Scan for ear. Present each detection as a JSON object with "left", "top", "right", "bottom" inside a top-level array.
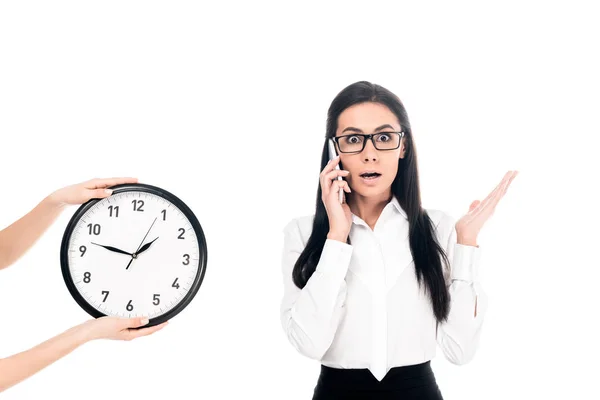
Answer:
[{"left": 399, "top": 142, "right": 406, "bottom": 159}]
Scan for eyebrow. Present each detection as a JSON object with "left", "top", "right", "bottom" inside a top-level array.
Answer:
[{"left": 341, "top": 124, "right": 396, "bottom": 134}]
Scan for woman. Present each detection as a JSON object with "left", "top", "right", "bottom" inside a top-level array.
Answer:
[
  {"left": 280, "top": 81, "right": 518, "bottom": 399},
  {"left": 0, "top": 177, "right": 168, "bottom": 393}
]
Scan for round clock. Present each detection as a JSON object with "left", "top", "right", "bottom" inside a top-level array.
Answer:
[{"left": 60, "top": 183, "right": 207, "bottom": 327}]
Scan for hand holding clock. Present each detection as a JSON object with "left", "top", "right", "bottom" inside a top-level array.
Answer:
[
  {"left": 61, "top": 181, "right": 206, "bottom": 327},
  {"left": 0, "top": 176, "right": 139, "bottom": 270},
  {"left": 82, "top": 316, "right": 168, "bottom": 341},
  {"left": 48, "top": 177, "right": 139, "bottom": 208},
  {"left": 0, "top": 176, "right": 172, "bottom": 394}
]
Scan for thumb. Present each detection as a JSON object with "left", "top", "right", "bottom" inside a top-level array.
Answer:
[
  {"left": 127, "top": 316, "right": 150, "bottom": 329},
  {"left": 92, "top": 188, "right": 113, "bottom": 199},
  {"left": 469, "top": 200, "right": 480, "bottom": 212}
]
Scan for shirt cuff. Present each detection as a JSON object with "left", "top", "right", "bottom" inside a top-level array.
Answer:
[
  {"left": 315, "top": 239, "right": 353, "bottom": 282},
  {"left": 451, "top": 243, "right": 481, "bottom": 282}
]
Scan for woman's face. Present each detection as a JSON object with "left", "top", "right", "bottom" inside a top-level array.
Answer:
[{"left": 335, "top": 102, "right": 406, "bottom": 198}]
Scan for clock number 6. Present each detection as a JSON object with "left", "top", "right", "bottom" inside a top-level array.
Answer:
[{"left": 126, "top": 300, "right": 134, "bottom": 311}]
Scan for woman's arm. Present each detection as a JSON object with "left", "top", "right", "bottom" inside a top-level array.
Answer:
[
  {"left": 436, "top": 171, "right": 517, "bottom": 364},
  {"left": 0, "top": 316, "right": 167, "bottom": 393},
  {"left": 0, "top": 177, "right": 138, "bottom": 270},
  {"left": 279, "top": 217, "right": 353, "bottom": 360},
  {"left": 436, "top": 213, "right": 489, "bottom": 365},
  {"left": 0, "top": 195, "right": 66, "bottom": 269}
]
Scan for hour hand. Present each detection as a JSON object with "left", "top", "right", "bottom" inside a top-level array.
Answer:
[
  {"left": 91, "top": 242, "right": 133, "bottom": 256},
  {"left": 137, "top": 237, "right": 159, "bottom": 256}
]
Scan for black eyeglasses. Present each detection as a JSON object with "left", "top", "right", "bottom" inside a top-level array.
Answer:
[{"left": 332, "top": 131, "right": 405, "bottom": 153}]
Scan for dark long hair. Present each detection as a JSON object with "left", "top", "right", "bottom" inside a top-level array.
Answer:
[{"left": 291, "top": 81, "right": 452, "bottom": 323}]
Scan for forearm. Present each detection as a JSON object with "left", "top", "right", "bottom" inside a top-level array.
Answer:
[
  {"left": 0, "top": 322, "right": 91, "bottom": 393},
  {"left": 0, "top": 194, "right": 65, "bottom": 269},
  {"left": 456, "top": 233, "right": 478, "bottom": 314},
  {"left": 438, "top": 281, "right": 488, "bottom": 364}
]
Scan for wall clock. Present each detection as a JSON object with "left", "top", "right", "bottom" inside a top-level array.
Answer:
[{"left": 60, "top": 183, "right": 207, "bottom": 327}]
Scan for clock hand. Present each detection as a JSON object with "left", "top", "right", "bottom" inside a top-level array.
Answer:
[
  {"left": 126, "top": 217, "right": 158, "bottom": 270},
  {"left": 137, "top": 237, "right": 159, "bottom": 256},
  {"left": 91, "top": 242, "right": 133, "bottom": 256},
  {"left": 135, "top": 217, "right": 157, "bottom": 253}
]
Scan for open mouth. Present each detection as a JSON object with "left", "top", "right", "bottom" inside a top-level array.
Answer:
[{"left": 359, "top": 172, "right": 382, "bottom": 179}]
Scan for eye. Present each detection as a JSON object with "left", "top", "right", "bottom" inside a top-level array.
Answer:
[
  {"left": 376, "top": 133, "right": 392, "bottom": 142},
  {"left": 344, "top": 135, "right": 363, "bottom": 144}
]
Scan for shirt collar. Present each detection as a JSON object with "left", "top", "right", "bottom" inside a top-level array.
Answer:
[
  {"left": 389, "top": 195, "right": 408, "bottom": 219},
  {"left": 350, "top": 194, "right": 408, "bottom": 227}
]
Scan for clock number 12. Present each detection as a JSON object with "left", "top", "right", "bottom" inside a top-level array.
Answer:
[{"left": 132, "top": 200, "right": 145, "bottom": 212}]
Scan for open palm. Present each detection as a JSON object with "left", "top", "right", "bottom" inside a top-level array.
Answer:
[{"left": 456, "top": 170, "right": 519, "bottom": 240}]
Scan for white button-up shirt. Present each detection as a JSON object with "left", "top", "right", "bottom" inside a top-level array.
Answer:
[{"left": 279, "top": 195, "right": 488, "bottom": 381}]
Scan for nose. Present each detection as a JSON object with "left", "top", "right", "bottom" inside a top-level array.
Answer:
[{"left": 362, "top": 138, "right": 378, "bottom": 162}]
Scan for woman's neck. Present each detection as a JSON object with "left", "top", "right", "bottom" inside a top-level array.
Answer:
[{"left": 347, "top": 189, "right": 393, "bottom": 230}]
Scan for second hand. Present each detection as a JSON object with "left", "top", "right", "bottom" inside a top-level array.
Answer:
[{"left": 126, "top": 217, "right": 157, "bottom": 270}]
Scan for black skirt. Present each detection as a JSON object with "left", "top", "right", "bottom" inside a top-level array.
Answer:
[{"left": 312, "top": 361, "right": 444, "bottom": 400}]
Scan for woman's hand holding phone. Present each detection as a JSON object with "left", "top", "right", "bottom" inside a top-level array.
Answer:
[{"left": 320, "top": 156, "right": 352, "bottom": 243}]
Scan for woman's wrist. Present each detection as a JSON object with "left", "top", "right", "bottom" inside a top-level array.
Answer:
[
  {"left": 327, "top": 231, "right": 348, "bottom": 242},
  {"left": 72, "top": 320, "right": 97, "bottom": 344},
  {"left": 44, "top": 192, "right": 67, "bottom": 211}
]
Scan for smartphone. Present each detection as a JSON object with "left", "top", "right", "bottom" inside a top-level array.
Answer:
[{"left": 328, "top": 138, "right": 344, "bottom": 204}]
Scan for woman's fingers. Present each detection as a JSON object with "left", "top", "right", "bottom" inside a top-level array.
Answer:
[
  {"left": 127, "top": 322, "right": 169, "bottom": 340},
  {"left": 334, "top": 180, "right": 351, "bottom": 194},
  {"left": 87, "top": 177, "right": 138, "bottom": 189},
  {"left": 125, "top": 317, "right": 150, "bottom": 329},
  {"left": 90, "top": 188, "right": 114, "bottom": 199},
  {"left": 320, "top": 164, "right": 348, "bottom": 194},
  {"left": 469, "top": 170, "right": 518, "bottom": 221},
  {"left": 320, "top": 156, "right": 341, "bottom": 179},
  {"left": 323, "top": 170, "right": 349, "bottom": 185}
]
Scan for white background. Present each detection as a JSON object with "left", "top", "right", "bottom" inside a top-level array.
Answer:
[{"left": 0, "top": 1, "right": 598, "bottom": 399}]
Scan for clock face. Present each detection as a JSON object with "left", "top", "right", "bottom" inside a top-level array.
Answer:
[{"left": 60, "top": 184, "right": 207, "bottom": 326}]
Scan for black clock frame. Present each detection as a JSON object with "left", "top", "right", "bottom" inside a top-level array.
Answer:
[{"left": 60, "top": 183, "right": 208, "bottom": 328}]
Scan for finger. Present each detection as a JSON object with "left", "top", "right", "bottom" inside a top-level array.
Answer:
[
  {"left": 320, "top": 167, "right": 345, "bottom": 195},
  {"left": 323, "top": 175, "right": 348, "bottom": 198},
  {"left": 324, "top": 169, "right": 349, "bottom": 182},
  {"left": 343, "top": 181, "right": 351, "bottom": 193},
  {"left": 330, "top": 180, "right": 347, "bottom": 197},
  {"left": 477, "top": 171, "right": 513, "bottom": 209},
  {"left": 501, "top": 170, "right": 519, "bottom": 195},
  {"left": 125, "top": 316, "right": 150, "bottom": 329},
  {"left": 476, "top": 175, "right": 515, "bottom": 218},
  {"left": 320, "top": 156, "right": 341, "bottom": 177},
  {"left": 493, "top": 170, "right": 518, "bottom": 202},
  {"left": 127, "top": 322, "right": 168, "bottom": 339},
  {"left": 467, "top": 171, "right": 515, "bottom": 220},
  {"left": 469, "top": 200, "right": 480, "bottom": 212},
  {"left": 88, "top": 177, "right": 139, "bottom": 189},
  {"left": 474, "top": 188, "right": 502, "bottom": 217},
  {"left": 90, "top": 188, "right": 114, "bottom": 199}
]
